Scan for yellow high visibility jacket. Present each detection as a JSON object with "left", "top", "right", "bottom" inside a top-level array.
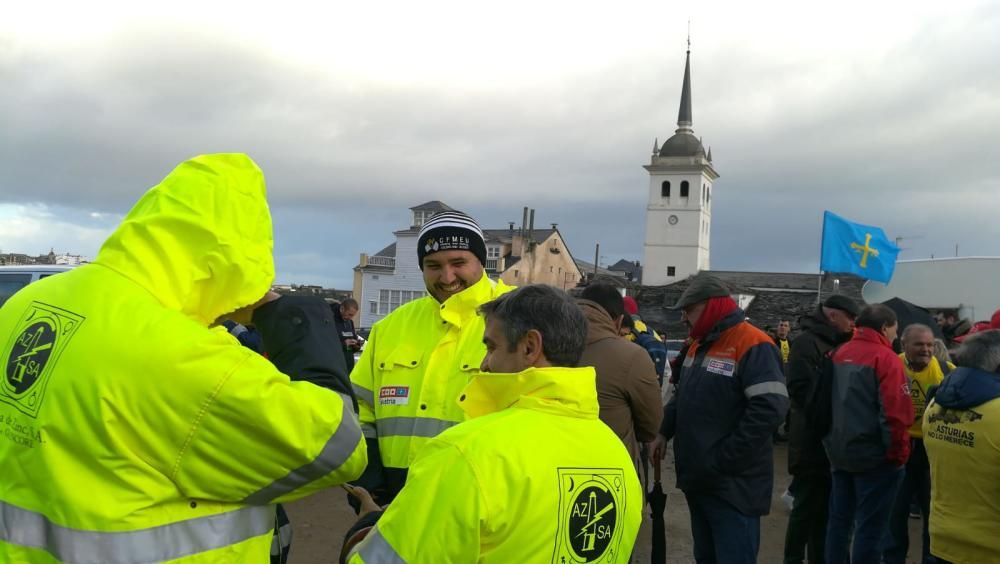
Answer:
[
  {"left": 0, "top": 154, "right": 366, "bottom": 563},
  {"left": 349, "top": 366, "right": 643, "bottom": 563},
  {"left": 901, "top": 353, "right": 953, "bottom": 438},
  {"left": 923, "top": 367, "right": 1000, "bottom": 564},
  {"left": 351, "top": 274, "right": 513, "bottom": 469}
]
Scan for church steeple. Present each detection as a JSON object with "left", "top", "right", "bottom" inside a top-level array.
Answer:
[
  {"left": 642, "top": 33, "right": 718, "bottom": 286},
  {"left": 676, "top": 48, "right": 693, "bottom": 133}
]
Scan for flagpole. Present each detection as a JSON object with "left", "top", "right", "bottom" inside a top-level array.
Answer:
[{"left": 818, "top": 211, "right": 826, "bottom": 305}]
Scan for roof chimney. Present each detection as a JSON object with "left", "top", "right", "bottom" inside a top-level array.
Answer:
[{"left": 528, "top": 209, "right": 535, "bottom": 248}]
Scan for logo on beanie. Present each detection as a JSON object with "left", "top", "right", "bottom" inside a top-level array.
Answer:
[{"left": 425, "top": 236, "right": 470, "bottom": 254}]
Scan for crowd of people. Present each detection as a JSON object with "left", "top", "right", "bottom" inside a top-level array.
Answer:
[{"left": 0, "top": 153, "right": 997, "bottom": 564}]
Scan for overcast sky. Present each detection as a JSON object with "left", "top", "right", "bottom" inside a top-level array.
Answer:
[{"left": 2, "top": 0, "right": 998, "bottom": 288}]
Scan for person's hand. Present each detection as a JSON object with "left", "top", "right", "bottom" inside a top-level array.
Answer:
[
  {"left": 344, "top": 339, "right": 358, "bottom": 348},
  {"left": 222, "top": 291, "right": 281, "bottom": 326},
  {"left": 344, "top": 485, "right": 382, "bottom": 516},
  {"left": 649, "top": 434, "right": 668, "bottom": 464}
]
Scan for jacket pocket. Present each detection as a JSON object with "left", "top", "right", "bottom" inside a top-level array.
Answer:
[
  {"left": 375, "top": 344, "right": 424, "bottom": 373},
  {"left": 457, "top": 349, "right": 485, "bottom": 376}
]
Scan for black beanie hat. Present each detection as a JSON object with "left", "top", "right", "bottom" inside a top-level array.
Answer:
[{"left": 416, "top": 211, "right": 487, "bottom": 270}]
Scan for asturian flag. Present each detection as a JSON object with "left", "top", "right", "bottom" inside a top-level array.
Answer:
[{"left": 820, "top": 211, "right": 900, "bottom": 284}]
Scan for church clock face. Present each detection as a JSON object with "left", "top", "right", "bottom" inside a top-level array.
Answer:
[{"left": 668, "top": 215, "right": 679, "bottom": 225}]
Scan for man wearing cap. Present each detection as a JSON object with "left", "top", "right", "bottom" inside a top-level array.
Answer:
[
  {"left": 651, "top": 273, "right": 789, "bottom": 563},
  {"left": 782, "top": 294, "right": 858, "bottom": 564},
  {"left": 350, "top": 211, "right": 514, "bottom": 507}
]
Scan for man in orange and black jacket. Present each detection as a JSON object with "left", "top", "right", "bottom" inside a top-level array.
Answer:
[{"left": 652, "top": 273, "right": 788, "bottom": 564}]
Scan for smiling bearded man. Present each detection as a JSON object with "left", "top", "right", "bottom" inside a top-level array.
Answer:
[{"left": 349, "top": 210, "right": 514, "bottom": 509}]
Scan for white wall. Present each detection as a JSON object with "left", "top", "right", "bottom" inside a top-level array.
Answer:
[
  {"left": 861, "top": 257, "right": 1000, "bottom": 321},
  {"left": 358, "top": 233, "right": 427, "bottom": 328},
  {"left": 643, "top": 169, "right": 713, "bottom": 285}
]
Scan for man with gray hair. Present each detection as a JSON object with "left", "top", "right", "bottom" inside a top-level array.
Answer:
[
  {"left": 923, "top": 330, "right": 1000, "bottom": 564},
  {"left": 341, "top": 285, "right": 642, "bottom": 562},
  {"left": 884, "top": 324, "right": 954, "bottom": 564}
]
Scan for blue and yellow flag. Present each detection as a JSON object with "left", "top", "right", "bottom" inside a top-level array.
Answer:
[{"left": 820, "top": 211, "right": 900, "bottom": 283}]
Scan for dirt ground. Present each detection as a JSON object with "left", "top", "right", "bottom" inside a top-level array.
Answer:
[{"left": 285, "top": 443, "right": 924, "bottom": 563}]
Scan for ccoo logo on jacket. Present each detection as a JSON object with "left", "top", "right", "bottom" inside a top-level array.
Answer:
[
  {"left": 2, "top": 302, "right": 84, "bottom": 418},
  {"left": 552, "top": 468, "right": 627, "bottom": 563}
]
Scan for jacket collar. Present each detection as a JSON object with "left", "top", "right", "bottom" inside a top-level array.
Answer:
[
  {"left": 853, "top": 326, "right": 892, "bottom": 349},
  {"left": 438, "top": 274, "right": 511, "bottom": 328},
  {"left": 459, "top": 366, "right": 599, "bottom": 420},
  {"left": 578, "top": 299, "right": 619, "bottom": 344},
  {"left": 933, "top": 367, "right": 1000, "bottom": 409},
  {"left": 699, "top": 308, "right": 746, "bottom": 346},
  {"left": 799, "top": 306, "right": 849, "bottom": 345}
]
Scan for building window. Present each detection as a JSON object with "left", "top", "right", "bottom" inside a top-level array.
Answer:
[
  {"left": 514, "top": 270, "right": 519, "bottom": 278},
  {"left": 413, "top": 210, "right": 438, "bottom": 227},
  {"left": 378, "top": 289, "right": 391, "bottom": 315},
  {"left": 667, "top": 266, "right": 676, "bottom": 277},
  {"left": 487, "top": 246, "right": 500, "bottom": 259},
  {"left": 707, "top": 187, "right": 711, "bottom": 203},
  {"left": 369, "top": 300, "right": 378, "bottom": 314},
  {"left": 680, "top": 181, "right": 689, "bottom": 198},
  {"left": 661, "top": 181, "right": 671, "bottom": 198}
]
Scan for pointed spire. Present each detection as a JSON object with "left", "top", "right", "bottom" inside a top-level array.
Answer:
[
  {"left": 676, "top": 47, "right": 693, "bottom": 132},
  {"left": 707, "top": 147, "right": 713, "bottom": 161},
  {"left": 652, "top": 137, "right": 660, "bottom": 155}
]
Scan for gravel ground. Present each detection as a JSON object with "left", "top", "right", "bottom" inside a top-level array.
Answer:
[{"left": 285, "top": 443, "right": 923, "bottom": 563}]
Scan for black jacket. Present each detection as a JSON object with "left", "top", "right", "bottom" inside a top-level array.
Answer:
[
  {"left": 253, "top": 295, "right": 352, "bottom": 399},
  {"left": 333, "top": 307, "right": 360, "bottom": 372},
  {"left": 786, "top": 307, "right": 850, "bottom": 476},
  {"left": 661, "top": 309, "right": 789, "bottom": 516}
]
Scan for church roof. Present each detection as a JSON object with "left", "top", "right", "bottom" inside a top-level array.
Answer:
[
  {"left": 657, "top": 48, "right": 707, "bottom": 159},
  {"left": 658, "top": 132, "right": 705, "bottom": 158}
]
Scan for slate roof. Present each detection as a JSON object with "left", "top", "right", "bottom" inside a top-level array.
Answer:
[
  {"left": 373, "top": 243, "right": 396, "bottom": 258},
  {"left": 409, "top": 201, "right": 454, "bottom": 212},
  {"left": 632, "top": 271, "right": 866, "bottom": 340},
  {"left": 482, "top": 228, "right": 556, "bottom": 245},
  {"left": 574, "top": 259, "right": 625, "bottom": 280}
]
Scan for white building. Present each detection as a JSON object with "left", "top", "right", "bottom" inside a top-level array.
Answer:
[
  {"left": 862, "top": 257, "right": 1000, "bottom": 322},
  {"left": 55, "top": 253, "right": 88, "bottom": 266},
  {"left": 642, "top": 46, "right": 719, "bottom": 286}
]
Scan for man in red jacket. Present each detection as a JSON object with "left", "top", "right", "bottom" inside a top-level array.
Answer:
[{"left": 823, "top": 304, "right": 913, "bottom": 564}]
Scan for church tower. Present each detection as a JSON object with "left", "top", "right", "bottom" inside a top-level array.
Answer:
[{"left": 642, "top": 44, "right": 719, "bottom": 286}]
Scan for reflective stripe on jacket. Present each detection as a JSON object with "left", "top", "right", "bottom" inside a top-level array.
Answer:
[
  {"left": 0, "top": 154, "right": 367, "bottom": 563},
  {"left": 350, "top": 274, "right": 513, "bottom": 469},
  {"left": 348, "top": 366, "right": 643, "bottom": 563},
  {"left": 661, "top": 308, "right": 789, "bottom": 516}
]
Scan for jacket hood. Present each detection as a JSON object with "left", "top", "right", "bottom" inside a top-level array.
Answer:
[
  {"left": 799, "top": 306, "right": 850, "bottom": 346},
  {"left": 459, "top": 366, "right": 599, "bottom": 420},
  {"left": 933, "top": 367, "right": 1000, "bottom": 410},
  {"left": 577, "top": 299, "right": 618, "bottom": 345},
  {"left": 94, "top": 154, "right": 274, "bottom": 326}
]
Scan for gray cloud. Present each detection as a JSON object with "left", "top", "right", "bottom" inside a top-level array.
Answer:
[{"left": 2, "top": 5, "right": 999, "bottom": 289}]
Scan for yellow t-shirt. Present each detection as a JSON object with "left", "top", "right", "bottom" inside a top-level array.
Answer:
[
  {"left": 778, "top": 339, "right": 790, "bottom": 364},
  {"left": 901, "top": 354, "right": 954, "bottom": 438}
]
